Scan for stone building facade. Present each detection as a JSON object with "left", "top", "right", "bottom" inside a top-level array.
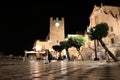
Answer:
[
  {"left": 32, "top": 17, "right": 82, "bottom": 59},
  {"left": 26, "top": 4, "right": 120, "bottom": 60},
  {"left": 34, "top": 17, "right": 65, "bottom": 50},
  {"left": 49, "top": 17, "right": 65, "bottom": 47},
  {"left": 85, "top": 4, "right": 120, "bottom": 56},
  {"left": 30, "top": 17, "right": 66, "bottom": 58}
]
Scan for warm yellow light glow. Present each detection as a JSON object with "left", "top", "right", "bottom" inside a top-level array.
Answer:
[{"left": 35, "top": 45, "right": 42, "bottom": 51}]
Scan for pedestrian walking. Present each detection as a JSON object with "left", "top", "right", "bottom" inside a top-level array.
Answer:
[
  {"left": 47, "top": 50, "right": 53, "bottom": 63},
  {"left": 44, "top": 50, "right": 48, "bottom": 64},
  {"left": 44, "top": 49, "right": 53, "bottom": 64}
]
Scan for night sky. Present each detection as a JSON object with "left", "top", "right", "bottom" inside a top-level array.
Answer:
[{"left": 0, "top": 0, "right": 120, "bottom": 56}]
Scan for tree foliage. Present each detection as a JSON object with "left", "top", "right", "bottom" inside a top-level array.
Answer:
[
  {"left": 52, "top": 45, "right": 63, "bottom": 52},
  {"left": 68, "top": 36, "right": 85, "bottom": 61},
  {"left": 87, "top": 22, "right": 118, "bottom": 62},
  {"left": 68, "top": 36, "right": 85, "bottom": 50},
  {"left": 60, "top": 40, "right": 71, "bottom": 60},
  {"left": 87, "top": 22, "right": 109, "bottom": 40},
  {"left": 60, "top": 40, "right": 71, "bottom": 49}
]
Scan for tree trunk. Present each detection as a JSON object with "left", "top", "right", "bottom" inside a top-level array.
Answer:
[
  {"left": 77, "top": 49, "right": 84, "bottom": 61},
  {"left": 94, "top": 40, "right": 99, "bottom": 61},
  {"left": 66, "top": 49, "right": 70, "bottom": 60},
  {"left": 99, "top": 39, "right": 118, "bottom": 62},
  {"left": 87, "top": 41, "right": 99, "bottom": 60},
  {"left": 58, "top": 51, "right": 62, "bottom": 60}
]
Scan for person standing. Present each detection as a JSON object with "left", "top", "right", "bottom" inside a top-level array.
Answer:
[
  {"left": 44, "top": 50, "right": 52, "bottom": 64},
  {"left": 44, "top": 50, "right": 48, "bottom": 64},
  {"left": 47, "top": 50, "right": 53, "bottom": 63}
]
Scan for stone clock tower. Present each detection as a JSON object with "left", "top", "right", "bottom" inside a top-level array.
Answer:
[{"left": 49, "top": 17, "right": 65, "bottom": 46}]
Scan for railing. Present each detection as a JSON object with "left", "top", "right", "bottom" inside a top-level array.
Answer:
[{"left": 24, "top": 50, "right": 45, "bottom": 57}]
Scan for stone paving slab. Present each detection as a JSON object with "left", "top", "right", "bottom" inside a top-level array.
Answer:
[{"left": 0, "top": 59, "right": 120, "bottom": 80}]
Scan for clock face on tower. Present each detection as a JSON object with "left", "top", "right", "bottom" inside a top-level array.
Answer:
[{"left": 55, "top": 22, "right": 60, "bottom": 27}]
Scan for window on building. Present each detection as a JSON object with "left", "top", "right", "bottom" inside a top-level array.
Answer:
[
  {"left": 111, "top": 38, "right": 114, "bottom": 44},
  {"left": 111, "top": 27, "right": 113, "bottom": 31},
  {"left": 56, "top": 40, "right": 59, "bottom": 43},
  {"left": 95, "top": 16, "right": 98, "bottom": 24}
]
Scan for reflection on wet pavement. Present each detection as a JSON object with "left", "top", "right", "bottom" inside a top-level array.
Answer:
[{"left": 0, "top": 59, "right": 120, "bottom": 80}]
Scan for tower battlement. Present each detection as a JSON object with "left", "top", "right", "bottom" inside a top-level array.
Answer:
[{"left": 49, "top": 17, "right": 65, "bottom": 46}]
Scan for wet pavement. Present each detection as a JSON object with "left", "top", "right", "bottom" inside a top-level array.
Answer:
[{"left": 0, "top": 59, "right": 120, "bottom": 80}]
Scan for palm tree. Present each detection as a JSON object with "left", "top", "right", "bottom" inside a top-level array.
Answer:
[
  {"left": 87, "top": 22, "right": 118, "bottom": 62},
  {"left": 68, "top": 36, "right": 85, "bottom": 61},
  {"left": 60, "top": 40, "right": 71, "bottom": 60}
]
